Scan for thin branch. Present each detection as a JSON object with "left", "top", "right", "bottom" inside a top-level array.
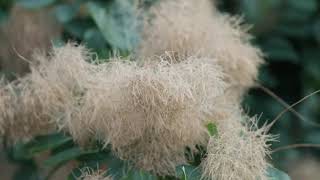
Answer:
[
  {"left": 11, "top": 44, "right": 32, "bottom": 64},
  {"left": 272, "top": 143, "right": 320, "bottom": 153},
  {"left": 256, "top": 85, "right": 320, "bottom": 128},
  {"left": 266, "top": 89, "right": 320, "bottom": 132}
]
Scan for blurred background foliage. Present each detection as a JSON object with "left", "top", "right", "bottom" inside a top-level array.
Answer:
[
  {"left": 0, "top": 0, "right": 319, "bottom": 179},
  {"left": 219, "top": 0, "right": 320, "bottom": 178}
]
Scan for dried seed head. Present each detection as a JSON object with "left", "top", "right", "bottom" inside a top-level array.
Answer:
[
  {"left": 137, "top": 0, "right": 263, "bottom": 100},
  {"left": 77, "top": 167, "right": 112, "bottom": 180},
  {"left": 0, "top": 43, "right": 93, "bottom": 142},
  {"left": 83, "top": 54, "right": 226, "bottom": 174},
  {"left": 10, "top": 43, "right": 226, "bottom": 174},
  {"left": 0, "top": 79, "right": 54, "bottom": 142},
  {"left": 29, "top": 43, "right": 96, "bottom": 144},
  {"left": 0, "top": 5, "right": 270, "bottom": 175},
  {"left": 202, "top": 110, "right": 274, "bottom": 180}
]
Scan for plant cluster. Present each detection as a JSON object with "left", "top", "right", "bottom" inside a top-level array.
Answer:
[{"left": 0, "top": 0, "right": 292, "bottom": 179}]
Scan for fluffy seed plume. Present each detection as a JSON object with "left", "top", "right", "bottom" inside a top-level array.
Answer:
[
  {"left": 0, "top": 43, "right": 227, "bottom": 174},
  {"left": 0, "top": 0, "right": 270, "bottom": 174},
  {"left": 77, "top": 167, "right": 112, "bottom": 180},
  {"left": 85, "top": 55, "right": 226, "bottom": 174},
  {"left": 0, "top": 6, "right": 60, "bottom": 78},
  {"left": 0, "top": 43, "right": 94, "bottom": 142},
  {"left": 28, "top": 43, "right": 96, "bottom": 143},
  {"left": 137, "top": 0, "right": 263, "bottom": 101},
  {"left": 0, "top": 79, "right": 55, "bottom": 142},
  {"left": 202, "top": 110, "right": 273, "bottom": 180}
]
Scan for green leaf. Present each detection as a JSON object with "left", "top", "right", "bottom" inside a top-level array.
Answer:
[
  {"left": 281, "top": 8, "right": 312, "bottom": 23},
  {"left": 274, "top": 22, "right": 312, "bottom": 39},
  {"left": 259, "top": 67, "right": 278, "bottom": 87},
  {"left": 0, "top": 9, "right": 8, "bottom": 24},
  {"left": 176, "top": 165, "right": 201, "bottom": 180},
  {"left": 313, "top": 20, "right": 320, "bottom": 45},
  {"left": 54, "top": 4, "right": 79, "bottom": 23},
  {"left": 302, "top": 48, "right": 320, "bottom": 84},
  {"left": 0, "top": 0, "right": 12, "bottom": 9},
  {"left": 84, "top": 28, "right": 107, "bottom": 49},
  {"left": 28, "top": 134, "right": 73, "bottom": 154},
  {"left": 104, "top": 152, "right": 126, "bottom": 178},
  {"left": 260, "top": 37, "right": 299, "bottom": 63},
  {"left": 206, "top": 122, "right": 218, "bottom": 137},
  {"left": 11, "top": 143, "right": 33, "bottom": 161},
  {"left": 64, "top": 20, "right": 94, "bottom": 39},
  {"left": 10, "top": 133, "right": 72, "bottom": 161},
  {"left": 13, "top": 162, "right": 39, "bottom": 180},
  {"left": 287, "top": 0, "right": 317, "bottom": 13},
  {"left": 121, "top": 169, "right": 157, "bottom": 180},
  {"left": 16, "top": 0, "right": 56, "bottom": 9},
  {"left": 44, "top": 147, "right": 98, "bottom": 167},
  {"left": 87, "top": 1, "right": 140, "bottom": 51},
  {"left": 267, "top": 167, "right": 291, "bottom": 180},
  {"left": 241, "top": 0, "right": 281, "bottom": 25}
]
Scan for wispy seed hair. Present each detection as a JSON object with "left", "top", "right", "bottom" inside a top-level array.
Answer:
[
  {"left": 0, "top": 79, "right": 55, "bottom": 142},
  {"left": 0, "top": 0, "right": 270, "bottom": 175},
  {"left": 86, "top": 55, "right": 226, "bottom": 174},
  {"left": 1, "top": 43, "right": 226, "bottom": 174},
  {"left": 137, "top": 0, "right": 263, "bottom": 100},
  {"left": 202, "top": 110, "right": 274, "bottom": 180},
  {"left": 77, "top": 167, "right": 112, "bottom": 180}
]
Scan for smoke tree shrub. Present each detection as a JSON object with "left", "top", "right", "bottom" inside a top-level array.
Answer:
[{"left": 0, "top": 0, "right": 291, "bottom": 179}]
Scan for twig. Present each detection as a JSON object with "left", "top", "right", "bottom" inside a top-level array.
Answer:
[
  {"left": 272, "top": 143, "right": 320, "bottom": 153},
  {"left": 266, "top": 89, "right": 320, "bottom": 132},
  {"left": 256, "top": 85, "right": 320, "bottom": 129}
]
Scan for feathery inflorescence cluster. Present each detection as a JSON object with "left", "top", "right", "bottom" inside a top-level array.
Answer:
[
  {"left": 0, "top": 7, "right": 60, "bottom": 140},
  {"left": 137, "top": 0, "right": 263, "bottom": 102},
  {"left": 0, "top": 0, "right": 272, "bottom": 179},
  {"left": 77, "top": 167, "right": 112, "bottom": 180},
  {"left": 136, "top": 0, "right": 271, "bottom": 177},
  {"left": 202, "top": 110, "right": 273, "bottom": 180},
  {"left": 0, "top": 78, "right": 54, "bottom": 142},
  {"left": 88, "top": 56, "right": 226, "bottom": 174},
  {"left": 0, "top": 44, "right": 93, "bottom": 142}
]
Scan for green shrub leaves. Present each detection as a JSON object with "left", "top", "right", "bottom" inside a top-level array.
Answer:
[
  {"left": 16, "top": 0, "right": 56, "bottom": 9},
  {"left": 87, "top": 1, "right": 140, "bottom": 52}
]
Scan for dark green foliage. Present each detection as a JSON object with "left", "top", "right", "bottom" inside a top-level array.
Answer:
[
  {"left": 267, "top": 167, "right": 291, "bottom": 180},
  {"left": 206, "top": 122, "right": 218, "bottom": 137},
  {"left": 87, "top": 1, "right": 140, "bottom": 52},
  {"left": 219, "top": 0, "right": 320, "bottom": 175},
  {"left": 16, "top": 0, "right": 56, "bottom": 9},
  {"left": 175, "top": 165, "right": 201, "bottom": 180},
  {"left": 13, "top": 162, "right": 39, "bottom": 180},
  {"left": 10, "top": 133, "right": 72, "bottom": 161}
]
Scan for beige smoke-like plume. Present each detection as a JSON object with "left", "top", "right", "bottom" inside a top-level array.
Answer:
[{"left": 0, "top": 0, "right": 271, "bottom": 178}]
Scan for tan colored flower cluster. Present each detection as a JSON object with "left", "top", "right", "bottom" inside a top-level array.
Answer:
[
  {"left": 28, "top": 44, "right": 96, "bottom": 143},
  {"left": 0, "top": 0, "right": 272, "bottom": 179},
  {"left": 0, "top": 44, "right": 94, "bottom": 142},
  {"left": 135, "top": 0, "right": 271, "bottom": 177},
  {"left": 88, "top": 55, "right": 226, "bottom": 174},
  {"left": 1, "top": 43, "right": 225, "bottom": 174},
  {"left": 137, "top": 0, "right": 263, "bottom": 101},
  {"left": 77, "top": 167, "right": 112, "bottom": 180},
  {"left": 0, "top": 79, "right": 54, "bottom": 142},
  {"left": 202, "top": 110, "right": 273, "bottom": 180}
]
